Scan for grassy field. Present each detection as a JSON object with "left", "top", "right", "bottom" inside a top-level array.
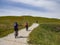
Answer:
[
  {"left": 27, "top": 17, "right": 60, "bottom": 45},
  {"left": 28, "top": 24, "right": 60, "bottom": 45},
  {"left": 0, "top": 16, "right": 60, "bottom": 45},
  {"left": 0, "top": 16, "right": 34, "bottom": 38}
]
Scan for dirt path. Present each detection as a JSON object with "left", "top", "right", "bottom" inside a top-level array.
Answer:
[{"left": 0, "top": 23, "right": 39, "bottom": 45}]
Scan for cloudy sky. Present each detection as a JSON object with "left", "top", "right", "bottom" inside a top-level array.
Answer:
[{"left": 0, "top": 0, "right": 60, "bottom": 18}]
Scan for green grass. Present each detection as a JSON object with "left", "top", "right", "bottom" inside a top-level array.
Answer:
[
  {"left": 0, "top": 16, "right": 60, "bottom": 45},
  {"left": 0, "top": 16, "right": 34, "bottom": 38},
  {"left": 28, "top": 24, "right": 60, "bottom": 45}
]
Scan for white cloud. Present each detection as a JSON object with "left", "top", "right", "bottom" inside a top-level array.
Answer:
[
  {"left": 8, "top": 0, "right": 60, "bottom": 17},
  {"left": 9, "top": 0, "right": 59, "bottom": 11},
  {"left": 0, "top": 0, "right": 60, "bottom": 19},
  {"left": 0, "top": 7, "right": 60, "bottom": 19}
]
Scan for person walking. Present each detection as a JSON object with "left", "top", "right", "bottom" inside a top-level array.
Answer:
[
  {"left": 25, "top": 22, "right": 28, "bottom": 31},
  {"left": 14, "top": 22, "right": 18, "bottom": 38}
]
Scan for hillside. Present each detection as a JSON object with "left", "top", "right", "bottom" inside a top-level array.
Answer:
[
  {"left": 0, "top": 16, "right": 60, "bottom": 38},
  {"left": 0, "top": 16, "right": 60, "bottom": 45}
]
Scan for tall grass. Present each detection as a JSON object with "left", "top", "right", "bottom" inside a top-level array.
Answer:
[
  {"left": 0, "top": 16, "right": 34, "bottom": 38},
  {"left": 28, "top": 24, "right": 60, "bottom": 45}
]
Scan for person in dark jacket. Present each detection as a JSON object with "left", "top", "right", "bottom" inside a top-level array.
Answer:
[
  {"left": 14, "top": 22, "right": 18, "bottom": 38},
  {"left": 25, "top": 22, "right": 28, "bottom": 31}
]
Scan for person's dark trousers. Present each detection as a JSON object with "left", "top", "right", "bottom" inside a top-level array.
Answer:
[
  {"left": 15, "top": 31, "right": 18, "bottom": 38},
  {"left": 26, "top": 26, "right": 28, "bottom": 31}
]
